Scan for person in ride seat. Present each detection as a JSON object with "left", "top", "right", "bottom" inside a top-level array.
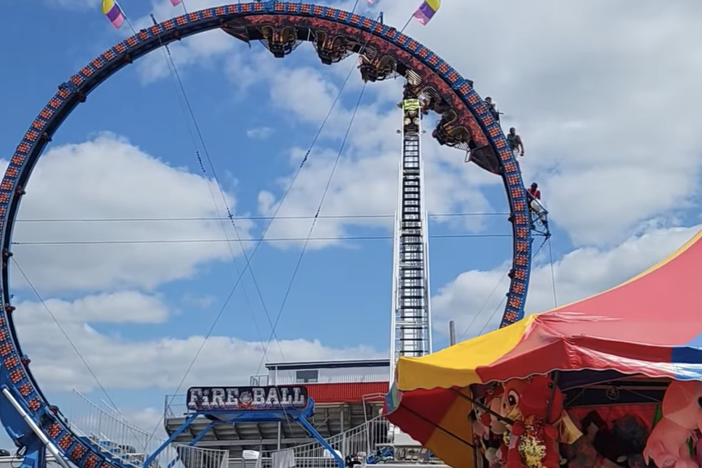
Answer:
[
  {"left": 527, "top": 182, "right": 547, "bottom": 230},
  {"left": 507, "top": 127, "right": 524, "bottom": 157},
  {"left": 397, "top": 81, "right": 418, "bottom": 108},
  {"left": 419, "top": 93, "right": 432, "bottom": 114},
  {"left": 403, "top": 81, "right": 416, "bottom": 99},
  {"left": 358, "top": 54, "right": 374, "bottom": 82},
  {"left": 485, "top": 96, "right": 500, "bottom": 122}
]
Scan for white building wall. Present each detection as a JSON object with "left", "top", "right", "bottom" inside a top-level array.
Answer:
[{"left": 268, "top": 365, "right": 390, "bottom": 385}]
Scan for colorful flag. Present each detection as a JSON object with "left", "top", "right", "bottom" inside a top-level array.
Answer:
[
  {"left": 171, "top": 0, "right": 183, "bottom": 6},
  {"left": 412, "top": 0, "right": 440, "bottom": 25},
  {"left": 101, "top": 0, "right": 125, "bottom": 29}
]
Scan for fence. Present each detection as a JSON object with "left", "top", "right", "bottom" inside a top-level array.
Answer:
[
  {"left": 67, "top": 390, "right": 229, "bottom": 468},
  {"left": 222, "top": 414, "right": 389, "bottom": 468},
  {"left": 62, "top": 390, "right": 440, "bottom": 468}
]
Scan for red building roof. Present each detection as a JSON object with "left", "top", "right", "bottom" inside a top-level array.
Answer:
[{"left": 306, "top": 382, "right": 389, "bottom": 404}]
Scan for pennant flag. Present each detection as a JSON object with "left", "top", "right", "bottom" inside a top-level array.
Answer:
[
  {"left": 101, "top": 0, "right": 125, "bottom": 29},
  {"left": 171, "top": 0, "right": 183, "bottom": 6},
  {"left": 412, "top": 0, "right": 440, "bottom": 26}
]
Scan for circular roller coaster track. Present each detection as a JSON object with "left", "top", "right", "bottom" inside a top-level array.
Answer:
[{"left": 0, "top": 2, "right": 533, "bottom": 466}]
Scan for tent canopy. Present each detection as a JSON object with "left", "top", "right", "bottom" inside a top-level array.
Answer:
[
  {"left": 396, "top": 228, "right": 702, "bottom": 392},
  {"left": 385, "top": 228, "right": 702, "bottom": 468}
]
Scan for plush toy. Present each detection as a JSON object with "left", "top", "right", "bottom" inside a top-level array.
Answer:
[
  {"left": 483, "top": 386, "right": 508, "bottom": 435},
  {"left": 472, "top": 405, "right": 490, "bottom": 442},
  {"left": 644, "top": 380, "right": 702, "bottom": 468},
  {"left": 485, "top": 443, "right": 501, "bottom": 468},
  {"left": 478, "top": 387, "right": 508, "bottom": 468},
  {"left": 484, "top": 387, "right": 509, "bottom": 468},
  {"left": 503, "top": 375, "right": 563, "bottom": 468}
]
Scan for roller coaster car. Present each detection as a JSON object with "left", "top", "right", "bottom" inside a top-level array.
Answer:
[
  {"left": 358, "top": 54, "right": 397, "bottom": 82},
  {"left": 260, "top": 26, "right": 298, "bottom": 58},
  {"left": 432, "top": 110, "right": 471, "bottom": 148},
  {"left": 414, "top": 88, "right": 441, "bottom": 115},
  {"left": 314, "top": 33, "right": 355, "bottom": 65}
]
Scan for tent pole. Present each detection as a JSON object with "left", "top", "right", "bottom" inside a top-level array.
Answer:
[{"left": 545, "top": 371, "right": 560, "bottom": 424}]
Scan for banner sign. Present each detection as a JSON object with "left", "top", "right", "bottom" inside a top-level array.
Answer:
[{"left": 186, "top": 386, "right": 308, "bottom": 411}]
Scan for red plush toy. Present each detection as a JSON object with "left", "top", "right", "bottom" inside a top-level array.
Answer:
[{"left": 503, "top": 375, "right": 563, "bottom": 468}]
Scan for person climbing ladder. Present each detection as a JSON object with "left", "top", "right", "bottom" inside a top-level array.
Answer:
[{"left": 507, "top": 127, "right": 524, "bottom": 158}]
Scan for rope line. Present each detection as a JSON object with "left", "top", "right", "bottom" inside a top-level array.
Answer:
[
  {"left": 147, "top": 14, "right": 285, "bottom": 444},
  {"left": 459, "top": 236, "right": 549, "bottom": 340},
  {"left": 14, "top": 212, "right": 509, "bottom": 223},
  {"left": 11, "top": 258, "right": 146, "bottom": 447},
  {"left": 548, "top": 238, "right": 559, "bottom": 307},
  {"left": 142, "top": 14, "right": 380, "bottom": 442},
  {"left": 11, "top": 233, "right": 512, "bottom": 246},
  {"left": 255, "top": 83, "right": 367, "bottom": 376}
]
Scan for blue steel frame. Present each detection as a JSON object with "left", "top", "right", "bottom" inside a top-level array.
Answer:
[
  {"left": 0, "top": 2, "right": 533, "bottom": 468},
  {"left": 146, "top": 399, "right": 341, "bottom": 468}
]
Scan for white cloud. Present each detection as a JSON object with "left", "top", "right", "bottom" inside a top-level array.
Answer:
[
  {"left": 22, "top": 291, "right": 170, "bottom": 324},
  {"left": 46, "top": 0, "right": 98, "bottom": 9},
  {"left": 136, "top": 30, "right": 236, "bottom": 84},
  {"left": 377, "top": 0, "right": 702, "bottom": 247},
  {"left": 432, "top": 224, "right": 701, "bottom": 341},
  {"left": 257, "top": 140, "right": 494, "bottom": 249},
  {"left": 251, "top": 59, "right": 498, "bottom": 248},
  {"left": 115, "top": 0, "right": 702, "bottom": 248},
  {"left": 182, "top": 293, "right": 215, "bottom": 309},
  {"left": 246, "top": 126, "right": 274, "bottom": 140},
  {"left": 35, "top": 0, "right": 702, "bottom": 404},
  {"left": 11, "top": 133, "right": 252, "bottom": 293},
  {"left": 16, "top": 292, "right": 384, "bottom": 393}
]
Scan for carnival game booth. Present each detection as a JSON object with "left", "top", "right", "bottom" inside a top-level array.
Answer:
[{"left": 384, "top": 229, "right": 702, "bottom": 468}]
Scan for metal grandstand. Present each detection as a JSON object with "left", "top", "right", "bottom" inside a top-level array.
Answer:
[
  {"left": 62, "top": 389, "right": 440, "bottom": 468},
  {"left": 162, "top": 392, "right": 387, "bottom": 457}
]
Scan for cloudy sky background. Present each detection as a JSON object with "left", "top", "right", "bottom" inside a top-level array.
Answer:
[{"left": 1, "top": 0, "right": 701, "bottom": 450}]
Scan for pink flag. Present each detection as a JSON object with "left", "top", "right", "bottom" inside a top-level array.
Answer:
[
  {"left": 101, "top": 0, "right": 125, "bottom": 29},
  {"left": 171, "top": 0, "right": 182, "bottom": 5}
]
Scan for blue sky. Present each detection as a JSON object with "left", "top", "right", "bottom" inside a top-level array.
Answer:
[{"left": 1, "top": 0, "right": 702, "bottom": 449}]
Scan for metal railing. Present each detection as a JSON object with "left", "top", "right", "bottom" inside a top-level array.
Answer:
[
  {"left": 289, "top": 415, "right": 389, "bottom": 459},
  {"left": 221, "top": 415, "right": 390, "bottom": 468},
  {"left": 68, "top": 390, "right": 229, "bottom": 468},
  {"left": 68, "top": 390, "right": 153, "bottom": 461},
  {"left": 270, "top": 375, "right": 390, "bottom": 385},
  {"left": 225, "top": 459, "right": 447, "bottom": 468}
]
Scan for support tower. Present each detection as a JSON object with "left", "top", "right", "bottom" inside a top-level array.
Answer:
[{"left": 389, "top": 94, "right": 432, "bottom": 381}]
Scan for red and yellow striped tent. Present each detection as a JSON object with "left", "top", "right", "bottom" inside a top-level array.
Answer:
[{"left": 384, "top": 228, "right": 702, "bottom": 468}]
